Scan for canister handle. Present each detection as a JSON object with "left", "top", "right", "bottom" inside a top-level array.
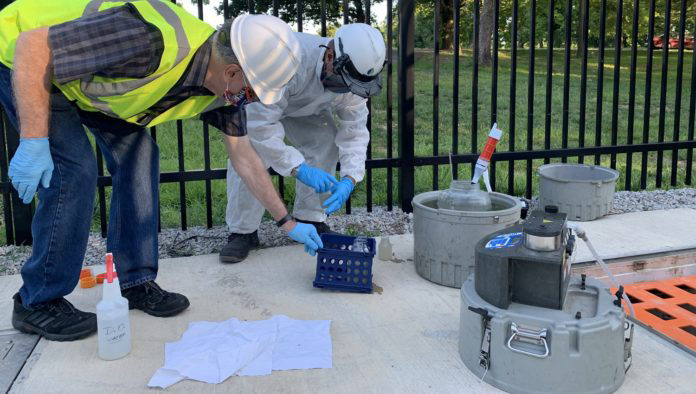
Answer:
[{"left": 506, "top": 322, "right": 550, "bottom": 358}]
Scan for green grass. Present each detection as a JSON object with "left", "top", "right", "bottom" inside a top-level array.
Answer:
[
  {"left": 373, "top": 47, "right": 696, "bottom": 201},
  {"left": 2, "top": 47, "right": 695, "bottom": 244},
  {"left": 343, "top": 223, "right": 381, "bottom": 237},
  {"left": 152, "top": 47, "right": 695, "bottom": 231}
]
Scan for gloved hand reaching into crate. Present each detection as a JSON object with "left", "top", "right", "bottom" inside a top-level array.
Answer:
[{"left": 288, "top": 222, "right": 324, "bottom": 256}]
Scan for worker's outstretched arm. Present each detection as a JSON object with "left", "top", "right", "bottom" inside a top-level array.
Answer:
[
  {"left": 8, "top": 27, "right": 55, "bottom": 204},
  {"left": 13, "top": 27, "right": 52, "bottom": 138},
  {"left": 224, "top": 135, "right": 323, "bottom": 255}
]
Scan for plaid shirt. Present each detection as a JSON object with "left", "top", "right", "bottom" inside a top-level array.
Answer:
[{"left": 48, "top": 4, "right": 244, "bottom": 136}]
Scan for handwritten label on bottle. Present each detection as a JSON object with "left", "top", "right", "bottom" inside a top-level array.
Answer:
[{"left": 103, "top": 323, "right": 127, "bottom": 344}]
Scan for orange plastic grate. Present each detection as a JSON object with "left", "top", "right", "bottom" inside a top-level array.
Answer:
[{"left": 614, "top": 276, "right": 696, "bottom": 352}]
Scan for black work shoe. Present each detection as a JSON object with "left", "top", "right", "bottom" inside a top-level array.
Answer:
[
  {"left": 122, "top": 281, "right": 190, "bottom": 317},
  {"left": 11, "top": 293, "right": 96, "bottom": 342},
  {"left": 295, "top": 219, "right": 335, "bottom": 235},
  {"left": 219, "top": 231, "right": 260, "bottom": 263}
]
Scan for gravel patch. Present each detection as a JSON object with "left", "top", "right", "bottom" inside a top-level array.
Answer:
[
  {"left": 528, "top": 188, "right": 696, "bottom": 214},
  {"left": 0, "top": 206, "right": 411, "bottom": 276},
  {"left": 609, "top": 188, "right": 696, "bottom": 214},
  {"left": 2, "top": 188, "right": 695, "bottom": 276}
]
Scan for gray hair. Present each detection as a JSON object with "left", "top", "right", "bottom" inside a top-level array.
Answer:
[{"left": 212, "top": 19, "right": 239, "bottom": 65}]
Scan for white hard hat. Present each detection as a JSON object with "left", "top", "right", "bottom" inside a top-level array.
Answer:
[
  {"left": 230, "top": 14, "right": 302, "bottom": 105},
  {"left": 332, "top": 23, "right": 386, "bottom": 97},
  {"left": 334, "top": 23, "right": 386, "bottom": 77}
]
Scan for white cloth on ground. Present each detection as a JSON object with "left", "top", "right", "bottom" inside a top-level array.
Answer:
[{"left": 148, "top": 315, "right": 332, "bottom": 389}]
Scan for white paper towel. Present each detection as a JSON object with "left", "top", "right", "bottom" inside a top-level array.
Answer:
[{"left": 148, "top": 315, "right": 332, "bottom": 388}]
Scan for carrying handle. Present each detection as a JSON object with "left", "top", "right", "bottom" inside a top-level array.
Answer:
[
  {"left": 506, "top": 322, "right": 550, "bottom": 358},
  {"left": 518, "top": 198, "right": 530, "bottom": 220},
  {"left": 594, "top": 181, "right": 603, "bottom": 197}
]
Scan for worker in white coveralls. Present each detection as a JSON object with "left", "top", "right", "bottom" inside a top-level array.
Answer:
[{"left": 219, "top": 24, "right": 386, "bottom": 263}]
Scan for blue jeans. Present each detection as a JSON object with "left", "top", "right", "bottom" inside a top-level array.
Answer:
[{"left": 0, "top": 65, "right": 160, "bottom": 309}]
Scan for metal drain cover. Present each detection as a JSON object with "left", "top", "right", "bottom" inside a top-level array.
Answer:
[{"left": 0, "top": 331, "right": 40, "bottom": 393}]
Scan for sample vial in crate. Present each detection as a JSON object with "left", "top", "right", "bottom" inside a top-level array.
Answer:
[{"left": 313, "top": 234, "right": 376, "bottom": 293}]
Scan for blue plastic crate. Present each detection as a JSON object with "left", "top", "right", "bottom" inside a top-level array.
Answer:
[{"left": 313, "top": 234, "right": 376, "bottom": 293}]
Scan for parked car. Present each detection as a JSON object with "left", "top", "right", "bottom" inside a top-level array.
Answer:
[{"left": 653, "top": 35, "right": 694, "bottom": 50}]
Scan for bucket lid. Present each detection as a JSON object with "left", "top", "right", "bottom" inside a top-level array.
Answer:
[{"left": 537, "top": 163, "right": 619, "bottom": 184}]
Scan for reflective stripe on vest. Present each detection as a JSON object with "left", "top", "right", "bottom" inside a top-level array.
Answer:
[
  {"left": 80, "top": 0, "right": 190, "bottom": 98},
  {"left": 82, "top": 0, "right": 107, "bottom": 16}
]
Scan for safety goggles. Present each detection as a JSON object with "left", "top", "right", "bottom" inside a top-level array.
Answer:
[{"left": 324, "top": 38, "right": 384, "bottom": 98}]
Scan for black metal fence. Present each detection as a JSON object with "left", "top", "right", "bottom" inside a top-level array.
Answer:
[{"left": 1, "top": 0, "right": 695, "bottom": 245}]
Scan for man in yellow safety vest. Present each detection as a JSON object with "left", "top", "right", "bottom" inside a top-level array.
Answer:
[{"left": 0, "top": 0, "right": 322, "bottom": 342}]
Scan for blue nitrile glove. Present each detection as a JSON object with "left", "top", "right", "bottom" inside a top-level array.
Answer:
[
  {"left": 8, "top": 138, "right": 54, "bottom": 204},
  {"left": 323, "top": 178, "right": 355, "bottom": 215},
  {"left": 295, "top": 163, "right": 338, "bottom": 193},
  {"left": 288, "top": 222, "right": 324, "bottom": 256}
]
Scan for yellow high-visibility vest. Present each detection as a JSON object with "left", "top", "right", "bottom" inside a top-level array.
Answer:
[{"left": 0, "top": 0, "right": 223, "bottom": 126}]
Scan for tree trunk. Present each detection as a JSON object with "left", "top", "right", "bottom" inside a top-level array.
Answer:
[
  {"left": 577, "top": 0, "right": 586, "bottom": 56},
  {"left": 352, "top": 0, "right": 365, "bottom": 23},
  {"left": 479, "top": 0, "right": 495, "bottom": 66},
  {"left": 441, "top": 0, "right": 455, "bottom": 51}
]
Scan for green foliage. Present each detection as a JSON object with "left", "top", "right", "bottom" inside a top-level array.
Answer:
[
  {"left": 1, "top": 47, "right": 693, "bottom": 245},
  {"left": 412, "top": 0, "right": 695, "bottom": 51},
  {"left": 200, "top": 0, "right": 696, "bottom": 51},
  {"left": 212, "top": 0, "right": 384, "bottom": 27},
  {"left": 96, "top": 48, "right": 693, "bottom": 236},
  {"left": 344, "top": 223, "right": 380, "bottom": 237}
]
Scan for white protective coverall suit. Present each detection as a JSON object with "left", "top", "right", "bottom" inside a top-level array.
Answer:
[{"left": 225, "top": 32, "right": 370, "bottom": 233}]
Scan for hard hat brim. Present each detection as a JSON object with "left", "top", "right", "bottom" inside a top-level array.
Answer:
[
  {"left": 230, "top": 14, "right": 299, "bottom": 107},
  {"left": 254, "top": 85, "right": 287, "bottom": 106}
]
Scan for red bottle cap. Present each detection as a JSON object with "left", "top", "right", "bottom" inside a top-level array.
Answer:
[{"left": 105, "top": 253, "right": 114, "bottom": 283}]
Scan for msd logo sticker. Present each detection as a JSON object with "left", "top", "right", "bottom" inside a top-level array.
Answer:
[{"left": 484, "top": 232, "right": 523, "bottom": 249}]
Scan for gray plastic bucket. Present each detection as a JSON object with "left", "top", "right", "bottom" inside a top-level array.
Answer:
[
  {"left": 538, "top": 164, "right": 619, "bottom": 221},
  {"left": 412, "top": 191, "right": 521, "bottom": 288}
]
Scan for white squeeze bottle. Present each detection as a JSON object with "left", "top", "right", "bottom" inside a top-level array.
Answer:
[{"left": 97, "top": 253, "right": 131, "bottom": 360}]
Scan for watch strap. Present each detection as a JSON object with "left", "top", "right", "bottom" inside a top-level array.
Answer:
[{"left": 276, "top": 214, "right": 294, "bottom": 227}]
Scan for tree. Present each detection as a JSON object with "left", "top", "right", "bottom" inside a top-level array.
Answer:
[
  {"left": 414, "top": 0, "right": 459, "bottom": 51},
  {"left": 439, "top": 0, "right": 456, "bottom": 51},
  {"left": 210, "top": 0, "right": 696, "bottom": 55},
  {"left": 478, "top": 0, "right": 495, "bottom": 65},
  {"left": 577, "top": 0, "right": 586, "bottom": 56},
  {"left": 213, "top": 0, "right": 382, "bottom": 27}
]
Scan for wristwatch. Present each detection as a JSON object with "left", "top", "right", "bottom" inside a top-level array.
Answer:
[{"left": 276, "top": 214, "right": 294, "bottom": 228}]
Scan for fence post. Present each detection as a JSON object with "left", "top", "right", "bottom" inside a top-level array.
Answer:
[
  {"left": 0, "top": 110, "right": 14, "bottom": 245},
  {"left": 398, "top": 0, "right": 415, "bottom": 212},
  {"left": 1, "top": 0, "right": 31, "bottom": 246},
  {"left": 4, "top": 116, "right": 33, "bottom": 245}
]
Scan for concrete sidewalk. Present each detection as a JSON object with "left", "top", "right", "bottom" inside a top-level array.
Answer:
[
  {"left": 2, "top": 233, "right": 695, "bottom": 392},
  {"left": 572, "top": 208, "right": 696, "bottom": 263}
]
